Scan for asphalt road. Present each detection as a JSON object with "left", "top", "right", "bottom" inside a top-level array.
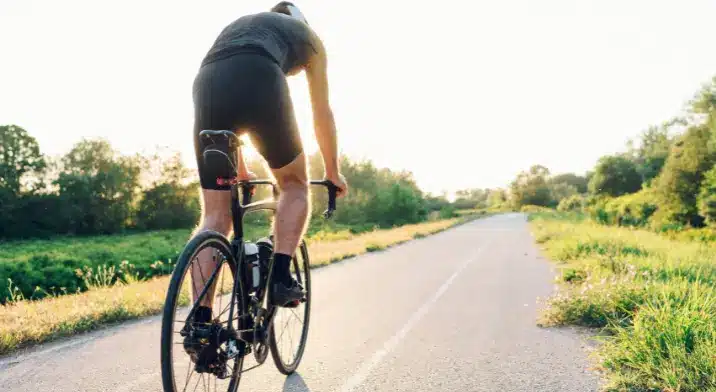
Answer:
[{"left": 0, "top": 213, "right": 601, "bottom": 391}]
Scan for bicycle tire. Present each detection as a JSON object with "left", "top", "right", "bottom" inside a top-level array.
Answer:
[
  {"left": 268, "top": 240, "right": 312, "bottom": 375},
  {"left": 160, "top": 230, "right": 247, "bottom": 392}
]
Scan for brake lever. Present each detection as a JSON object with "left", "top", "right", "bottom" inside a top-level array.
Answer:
[
  {"left": 309, "top": 180, "right": 338, "bottom": 219},
  {"left": 324, "top": 181, "right": 338, "bottom": 219},
  {"left": 239, "top": 182, "right": 256, "bottom": 205}
]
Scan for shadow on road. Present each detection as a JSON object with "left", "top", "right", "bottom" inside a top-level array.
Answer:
[{"left": 282, "top": 372, "right": 311, "bottom": 392}]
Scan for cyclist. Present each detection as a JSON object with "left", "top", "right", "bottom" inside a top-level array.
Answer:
[{"left": 191, "top": 1, "right": 348, "bottom": 321}]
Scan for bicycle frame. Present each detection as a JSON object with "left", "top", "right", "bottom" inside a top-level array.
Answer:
[
  {"left": 193, "top": 129, "right": 337, "bottom": 349},
  {"left": 226, "top": 180, "right": 276, "bottom": 345},
  {"left": 224, "top": 179, "right": 336, "bottom": 345}
]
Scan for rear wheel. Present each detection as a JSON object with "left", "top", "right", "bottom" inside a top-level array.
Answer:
[
  {"left": 268, "top": 241, "right": 312, "bottom": 375},
  {"left": 160, "top": 231, "right": 247, "bottom": 392}
]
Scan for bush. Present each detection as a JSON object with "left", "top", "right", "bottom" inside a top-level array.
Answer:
[
  {"left": 664, "top": 227, "right": 716, "bottom": 243},
  {"left": 607, "top": 190, "right": 658, "bottom": 227},
  {"left": 520, "top": 204, "right": 553, "bottom": 213},
  {"left": 438, "top": 205, "right": 458, "bottom": 219},
  {"left": 135, "top": 183, "right": 200, "bottom": 230},
  {"left": 557, "top": 194, "right": 585, "bottom": 212},
  {"left": 586, "top": 191, "right": 658, "bottom": 227}
]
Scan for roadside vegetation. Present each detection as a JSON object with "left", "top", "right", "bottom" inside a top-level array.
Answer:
[
  {"left": 0, "top": 123, "right": 480, "bottom": 304},
  {"left": 0, "top": 122, "right": 499, "bottom": 354},
  {"left": 530, "top": 212, "right": 715, "bottom": 392},
  {"left": 515, "top": 76, "right": 716, "bottom": 391},
  {"left": 0, "top": 213, "right": 486, "bottom": 355}
]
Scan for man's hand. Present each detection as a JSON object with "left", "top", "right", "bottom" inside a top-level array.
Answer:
[
  {"left": 325, "top": 172, "right": 348, "bottom": 198},
  {"left": 238, "top": 170, "right": 258, "bottom": 196}
]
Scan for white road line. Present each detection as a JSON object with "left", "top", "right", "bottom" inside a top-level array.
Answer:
[{"left": 336, "top": 245, "right": 489, "bottom": 392}]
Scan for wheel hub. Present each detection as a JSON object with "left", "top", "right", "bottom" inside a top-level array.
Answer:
[{"left": 181, "top": 321, "right": 237, "bottom": 377}]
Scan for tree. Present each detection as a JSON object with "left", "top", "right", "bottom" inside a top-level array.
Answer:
[
  {"left": 303, "top": 152, "right": 428, "bottom": 228},
  {"left": 424, "top": 194, "right": 451, "bottom": 212},
  {"left": 588, "top": 155, "right": 642, "bottom": 197},
  {"left": 136, "top": 153, "right": 200, "bottom": 230},
  {"left": 688, "top": 77, "right": 716, "bottom": 162},
  {"left": 487, "top": 188, "right": 508, "bottom": 208},
  {"left": 689, "top": 76, "right": 716, "bottom": 130},
  {"left": 549, "top": 173, "right": 588, "bottom": 194},
  {"left": 509, "top": 165, "right": 553, "bottom": 208},
  {"left": 652, "top": 125, "right": 716, "bottom": 226},
  {"left": 54, "top": 139, "right": 142, "bottom": 234},
  {"left": 697, "top": 165, "right": 716, "bottom": 226},
  {"left": 0, "top": 125, "right": 46, "bottom": 195},
  {"left": 626, "top": 123, "right": 677, "bottom": 185},
  {"left": 549, "top": 182, "right": 578, "bottom": 204},
  {"left": 453, "top": 188, "right": 490, "bottom": 209}
]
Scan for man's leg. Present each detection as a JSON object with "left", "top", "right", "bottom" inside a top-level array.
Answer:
[
  {"left": 269, "top": 152, "right": 310, "bottom": 305},
  {"left": 191, "top": 189, "right": 233, "bottom": 321}
]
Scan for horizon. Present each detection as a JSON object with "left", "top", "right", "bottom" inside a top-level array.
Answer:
[{"left": 2, "top": 0, "right": 716, "bottom": 196}]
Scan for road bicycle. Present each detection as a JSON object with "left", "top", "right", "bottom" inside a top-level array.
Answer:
[{"left": 160, "top": 130, "right": 338, "bottom": 392}]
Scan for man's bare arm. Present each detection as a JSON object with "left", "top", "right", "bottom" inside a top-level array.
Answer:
[
  {"left": 305, "top": 38, "right": 339, "bottom": 178},
  {"left": 236, "top": 145, "right": 253, "bottom": 179}
]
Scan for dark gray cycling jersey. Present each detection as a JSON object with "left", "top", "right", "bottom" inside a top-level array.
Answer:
[{"left": 200, "top": 11, "right": 320, "bottom": 74}]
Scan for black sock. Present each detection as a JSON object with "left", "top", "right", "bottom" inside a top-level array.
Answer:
[
  {"left": 194, "top": 306, "right": 212, "bottom": 323},
  {"left": 272, "top": 253, "right": 293, "bottom": 285}
]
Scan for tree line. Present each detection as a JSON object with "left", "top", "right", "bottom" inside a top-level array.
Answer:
[
  {"left": 0, "top": 126, "right": 452, "bottom": 240},
  {"left": 503, "top": 75, "right": 716, "bottom": 230}
]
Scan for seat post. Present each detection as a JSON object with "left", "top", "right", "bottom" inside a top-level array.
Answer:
[{"left": 230, "top": 184, "right": 244, "bottom": 240}]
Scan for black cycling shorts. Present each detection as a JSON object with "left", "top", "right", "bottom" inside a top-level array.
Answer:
[{"left": 192, "top": 53, "right": 303, "bottom": 190}]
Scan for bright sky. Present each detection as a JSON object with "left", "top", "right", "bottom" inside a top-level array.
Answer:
[{"left": 2, "top": 0, "right": 716, "bottom": 195}]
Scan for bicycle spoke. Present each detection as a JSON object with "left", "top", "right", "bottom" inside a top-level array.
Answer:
[
  {"left": 215, "top": 300, "right": 233, "bottom": 320},
  {"left": 275, "top": 317, "right": 289, "bottom": 347},
  {"left": 267, "top": 245, "right": 310, "bottom": 374},
  {"left": 185, "top": 357, "right": 193, "bottom": 386},
  {"left": 196, "top": 257, "right": 207, "bottom": 299},
  {"left": 276, "top": 314, "right": 292, "bottom": 364},
  {"left": 183, "top": 368, "right": 195, "bottom": 392},
  {"left": 192, "top": 373, "right": 201, "bottom": 392},
  {"left": 160, "top": 234, "right": 243, "bottom": 392},
  {"left": 289, "top": 308, "right": 303, "bottom": 324},
  {"left": 287, "top": 317, "right": 295, "bottom": 363}
]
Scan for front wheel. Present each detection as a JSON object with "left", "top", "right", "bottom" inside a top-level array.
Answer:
[
  {"left": 269, "top": 241, "right": 312, "bottom": 375},
  {"left": 160, "top": 230, "right": 247, "bottom": 392}
]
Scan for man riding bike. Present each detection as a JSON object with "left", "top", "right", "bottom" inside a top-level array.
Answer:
[{"left": 190, "top": 1, "right": 348, "bottom": 326}]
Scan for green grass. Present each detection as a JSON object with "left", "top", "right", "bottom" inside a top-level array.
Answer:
[
  {"left": 0, "top": 212, "right": 425, "bottom": 303},
  {"left": 530, "top": 212, "right": 716, "bottom": 392},
  {"left": 0, "top": 221, "right": 273, "bottom": 266},
  {"left": 0, "top": 213, "right": 490, "bottom": 355},
  {"left": 0, "top": 223, "right": 271, "bottom": 303}
]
